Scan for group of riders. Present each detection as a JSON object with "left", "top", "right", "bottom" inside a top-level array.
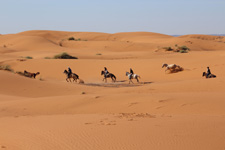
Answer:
[
  {"left": 66, "top": 67, "right": 135, "bottom": 79},
  {"left": 66, "top": 66, "right": 213, "bottom": 80}
]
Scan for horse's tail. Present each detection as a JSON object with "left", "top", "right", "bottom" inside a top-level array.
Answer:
[
  {"left": 74, "top": 73, "right": 79, "bottom": 79},
  {"left": 113, "top": 74, "right": 116, "bottom": 80}
]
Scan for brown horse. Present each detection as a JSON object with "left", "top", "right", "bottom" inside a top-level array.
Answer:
[
  {"left": 101, "top": 70, "right": 116, "bottom": 83},
  {"left": 64, "top": 70, "right": 79, "bottom": 82},
  {"left": 202, "top": 72, "right": 216, "bottom": 78},
  {"left": 24, "top": 70, "right": 40, "bottom": 78},
  {"left": 162, "top": 63, "right": 183, "bottom": 73}
]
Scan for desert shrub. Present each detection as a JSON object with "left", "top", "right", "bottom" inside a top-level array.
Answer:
[
  {"left": 53, "top": 52, "right": 78, "bottom": 59},
  {"left": 177, "top": 45, "right": 190, "bottom": 51},
  {"left": 44, "top": 57, "right": 51, "bottom": 59},
  {"left": 0, "top": 65, "right": 14, "bottom": 72},
  {"left": 163, "top": 47, "right": 173, "bottom": 51},
  {"left": 96, "top": 53, "right": 102, "bottom": 55},
  {"left": 68, "top": 37, "right": 75, "bottom": 41},
  {"left": 179, "top": 50, "right": 188, "bottom": 53},
  {"left": 68, "top": 37, "right": 83, "bottom": 41},
  {"left": 25, "top": 56, "right": 33, "bottom": 59}
]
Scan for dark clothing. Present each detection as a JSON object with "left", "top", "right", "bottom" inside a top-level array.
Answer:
[
  {"left": 207, "top": 68, "right": 211, "bottom": 75},
  {"left": 68, "top": 68, "right": 72, "bottom": 78},
  {"left": 68, "top": 68, "right": 72, "bottom": 74},
  {"left": 130, "top": 69, "right": 134, "bottom": 74},
  {"left": 104, "top": 67, "right": 109, "bottom": 78},
  {"left": 206, "top": 67, "right": 211, "bottom": 78}
]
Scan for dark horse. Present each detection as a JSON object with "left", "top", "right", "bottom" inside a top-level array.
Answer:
[
  {"left": 202, "top": 72, "right": 216, "bottom": 78},
  {"left": 24, "top": 70, "right": 40, "bottom": 79},
  {"left": 64, "top": 70, "right": 79, "bottom": 82},
  {"left": 101, "top": 70, "right": 116, "bottom": 83}
]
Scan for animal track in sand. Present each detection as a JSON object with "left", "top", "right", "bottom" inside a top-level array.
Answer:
[
  {"left": 99, "top": 120, "right": 116, "bottom": 126},
  {"left": 128, "top": 102, "right": 139, "bottom": 107},
  {"left": 158, "top": 99, "right": 170, "bottom": 103},
  {"left": 116, "top": 113, "right": 156, "bottom": 121}
]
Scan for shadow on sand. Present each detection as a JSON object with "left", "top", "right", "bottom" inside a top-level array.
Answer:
[{"left": 83, "top": 81, "right": 153, "bottom": 88}]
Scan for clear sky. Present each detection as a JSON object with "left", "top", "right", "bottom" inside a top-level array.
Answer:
[{"left": 0, "top": 0, "right": 225, "bottom": 35}]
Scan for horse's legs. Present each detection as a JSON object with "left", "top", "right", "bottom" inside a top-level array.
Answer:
[
  {"left": 129, "top": 79, "right": 134, "bottom": 84},
  {"left": 136, "top": 77, "right": 139, "bottom": 83},
  {"left": 66, "top": 78, "right": 69, "bottom": 82}
]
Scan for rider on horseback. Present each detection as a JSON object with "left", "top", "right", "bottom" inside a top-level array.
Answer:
[
  {"left": 206, "top": 67, "right": 211, "bottom": 78},
  {"left": 129, "top": 68, "right": 134, "bottom": 79},
  {"left": 68, "top": 67, "right": 72, "bottom": 78},
  {"left": 104, "top": 67, "right": 109, "bottom": 78}
]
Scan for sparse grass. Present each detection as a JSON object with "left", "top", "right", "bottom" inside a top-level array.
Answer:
[
  {"left": 163, "top": 47, "right": 173, "bottom": 51},
  {"left": 25, "top": 56, "right": 33, "bottom": 59},
  {"left": 162, "top": 45, "right": 190, "bottom": 53},
  {"left": 0, "top": 65, "right": 14, "bottom": 72},
  {"left": 175, "top": 45, "right": 190, "bottom": 53},
  {"left": 177, "top": 45, "right": 190, "bottom": 51},
  {"left": 179, "top": 50, "right": 188, "bottom": 53},
  {"left": 44, "top": 57, "right": 51, "bottom": 59},
  {"left": 53, "top": 52, "right": 78, "bottom": 59}
]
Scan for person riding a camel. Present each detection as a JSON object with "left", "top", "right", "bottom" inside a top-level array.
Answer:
[
  {"left": 206, "top": 67, "right": 211, "bottom": 78},
  {"left": 104, "top": 67, "right": 109, "bottom": 78},
  {"left": 68, "top": 67, "right": 72, "bottom": 78}
]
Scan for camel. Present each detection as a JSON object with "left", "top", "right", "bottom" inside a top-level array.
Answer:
[
  {"left": 162, "top": 63, "right": 183, "bottom": 73},
  {"left": 63, "top": 70, "right": 79, "bottom": 82},
  {"left": 202, "top": 72, "right": 216, "bottom": 78},
  {"left": 24, "top": 70, "right": 40, "bottom": 78},
  {"left": 126, "top": 72, "right": 141, "bottom": 84},
  {"left": 101, "top": 70, "right": 116, "bottom": 83}
]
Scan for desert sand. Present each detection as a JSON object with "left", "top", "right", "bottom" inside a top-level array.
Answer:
[{"left": 0, "top": 30, "right": 225, "bottom": 150}]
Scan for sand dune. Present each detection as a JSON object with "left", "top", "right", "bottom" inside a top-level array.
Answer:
[{"left": 1, "top": 30, "right": 225, "bottom": 150}]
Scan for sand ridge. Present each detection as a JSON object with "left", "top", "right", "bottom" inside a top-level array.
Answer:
[{"left": 1, "top": 30, "right": 225, "bottom": 150}]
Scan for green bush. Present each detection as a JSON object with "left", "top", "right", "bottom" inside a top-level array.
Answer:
[
  {"left": 177, "top": 45, "right": 190, "bottom": 51},
  {"left": 25, "top": 56, "right": 33, "bottom": 59},
  {"left": 179, "top": 50, "right": 188, "bottom": 53},
  {"left": 53, "top": 52, "right": 78, "bottom": 59},
  {"left": 68, "top": 37, "right": 75, "bottom": 41},
  {"left": 68, "top": 37, "right": 83, "bottom": 41},
  {"left": 44, "top": 57, "right": 51, "bottom": 59}
]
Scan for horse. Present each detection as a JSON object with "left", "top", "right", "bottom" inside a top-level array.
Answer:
[
  {"left": 162, "top": 63, "right": 183, "bottom": 73},
  {"left": 63, "top": 70, "right": 79, "bottom": 82},
  {"left": 24, "top": 70, "right": 40, "bottom": 78},
  {"left": 202, "top": 72, "right": 216, "bottom": 78},
  {"left": 126, "top": 72, "right": 141, "bottom": 84},
  {"left": 101, "top": 70, "right": 116, "bottom": 83}
]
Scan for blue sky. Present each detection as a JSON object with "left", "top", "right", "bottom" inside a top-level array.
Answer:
[{"left": 0, "top": 0, "right": 225, "bottom": 35}]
